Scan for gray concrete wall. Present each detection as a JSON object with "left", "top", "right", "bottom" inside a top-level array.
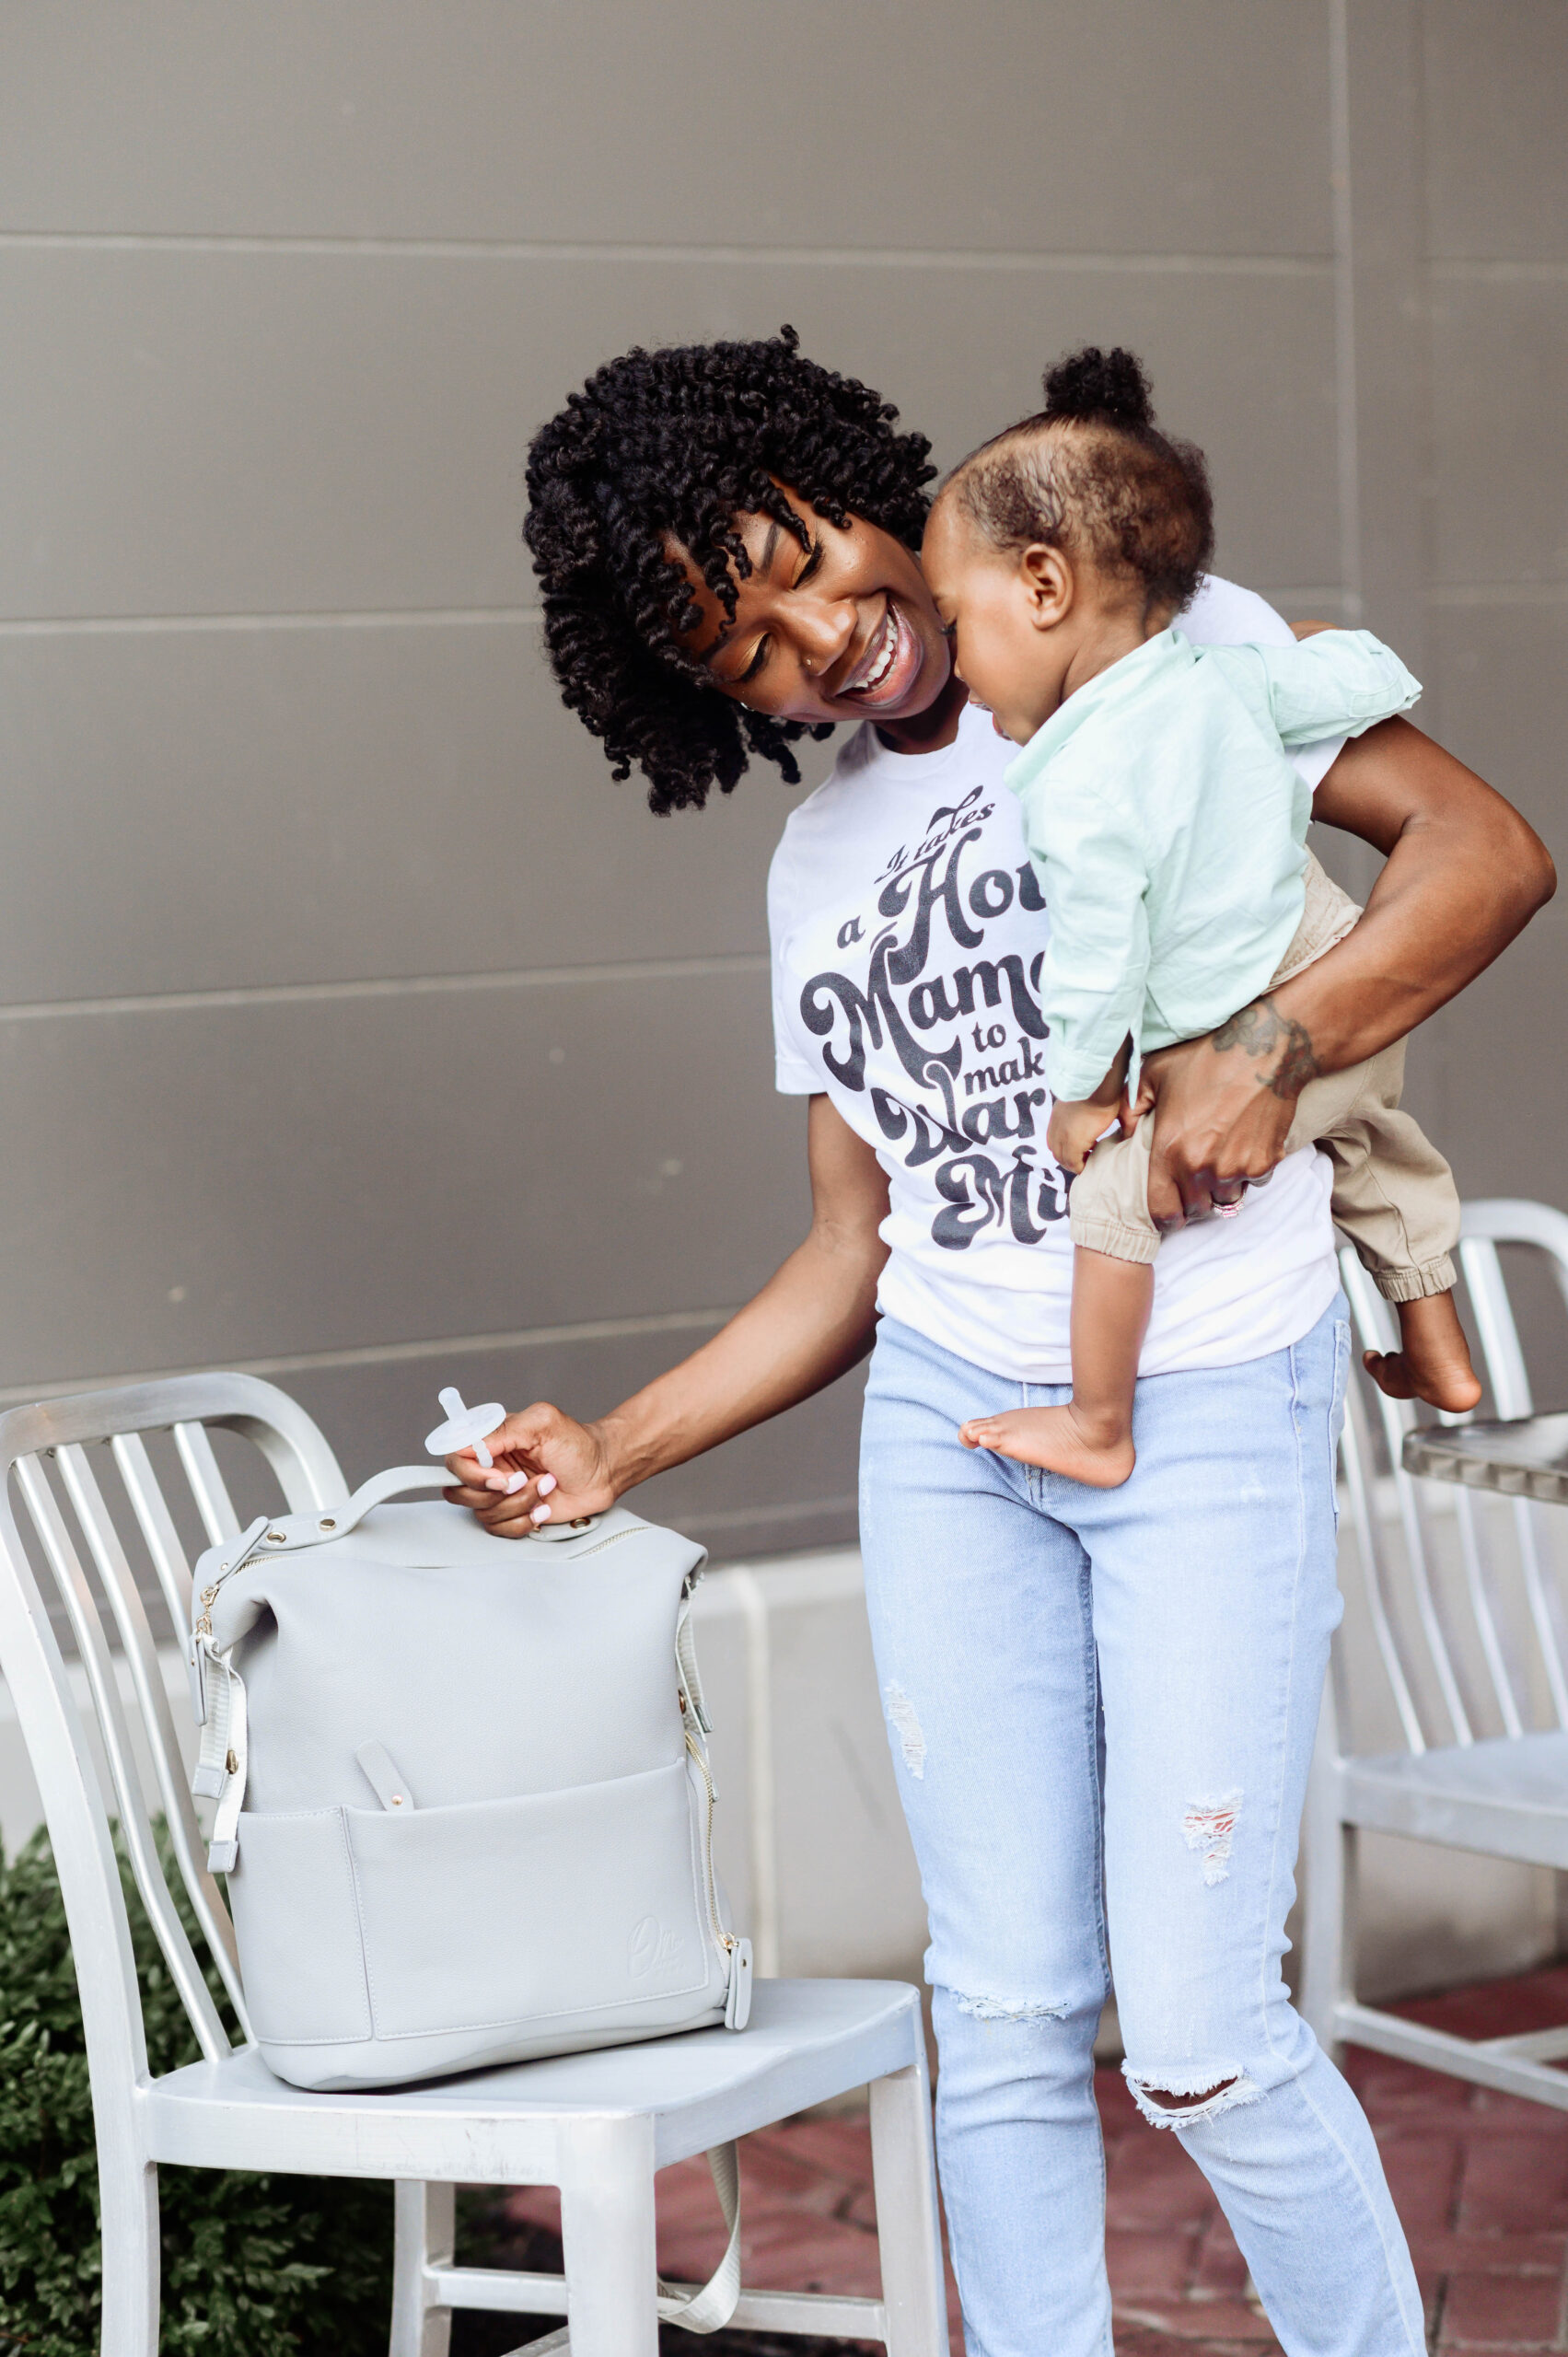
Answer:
[{"left": 2, "top": 3, "right": 1565, "bottom": 1546}]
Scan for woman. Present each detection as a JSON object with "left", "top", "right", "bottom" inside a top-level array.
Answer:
[{"left": 449, "top": 331, "right": 1552, "bottom": 2355}]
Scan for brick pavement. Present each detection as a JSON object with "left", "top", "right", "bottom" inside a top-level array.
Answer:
[{"left": 467, "top": 1966, "right": 1568, "bottom": 2353}]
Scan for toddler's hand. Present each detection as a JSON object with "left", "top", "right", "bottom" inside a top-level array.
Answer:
[{"left": 1047, "top": 1096, "right": 1118, "bottom": 1175}]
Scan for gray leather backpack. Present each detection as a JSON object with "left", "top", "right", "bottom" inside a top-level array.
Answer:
[{"left": 188, "top": 1468, "right": 752, "bottom": 2093}]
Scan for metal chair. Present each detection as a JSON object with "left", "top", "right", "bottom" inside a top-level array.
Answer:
[
  {"left": 1302, "top": 1198, "right": 1568, "bottom": 2107},
  {"left": 0, "top": 1374, "right": 947, "bottom": 2357}
]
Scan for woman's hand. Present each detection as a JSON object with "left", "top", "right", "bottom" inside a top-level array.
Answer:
[
  {"left": 1139, "top": 1014, "right": 1302, "bottom": 1227},
  {"left": 445, "top": 1404, "right": 619, "bottom": 1538}
]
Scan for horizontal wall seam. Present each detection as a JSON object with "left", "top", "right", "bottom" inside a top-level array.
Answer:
[
  {"left": 0, "top": 590, "right": 1350, "bottom": 638},
  {"left": 1428, "top": 259, "right": 1568, "bottom": 284},
  {"left": 0, "top": 607, "right": 541, "bottom": 637},
  {"left": 0, "top": 1305, "right": 738, "bottom": 1409},
  {"left": 0, "top": 230, "right": 1332, "bottom": 274},
  {"left": 1427, "top": 583, "right": 1568, "bottom": 608},
  {"left": 688, "top": 1494, "right": 858, "bottom": 1537},
  {"left": 0, "top": 954, "right": 770, "bottom": 1022}
]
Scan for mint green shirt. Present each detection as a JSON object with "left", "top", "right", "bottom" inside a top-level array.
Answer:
[{"left": 1003, "top": 627, "right": 1421, "bottom": 1103}]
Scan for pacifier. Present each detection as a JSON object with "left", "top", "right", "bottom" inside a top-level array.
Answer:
[{"left": 424, "top": 1386, "right": 526, "bottom": 1494}]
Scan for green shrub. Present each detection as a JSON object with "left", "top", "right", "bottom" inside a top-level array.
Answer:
[{"left": 0, "top": 1825, "right": 391, "bottom": 2356}]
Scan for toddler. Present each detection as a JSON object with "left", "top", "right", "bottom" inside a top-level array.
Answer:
[{"left": 920, "top": 345, "right": 1480, "bottom": 1487}]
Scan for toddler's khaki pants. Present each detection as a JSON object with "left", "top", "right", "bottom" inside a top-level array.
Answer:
[{"left": 1066, "top": 853, "right": 1460, "bottom": 1303}]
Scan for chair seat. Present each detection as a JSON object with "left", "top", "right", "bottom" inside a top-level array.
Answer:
[
  {"left": 140, "top": 1977, "right": 922, "bottom": 2181},
  {"left": 1340, "top": 1730, "right": 1568, "bottom": 1870}
]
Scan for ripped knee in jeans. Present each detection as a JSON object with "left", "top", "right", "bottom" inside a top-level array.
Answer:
[
  {"left": 1123, "top": 2064, "right": 1261, "bottom": 2129},
  {"left": 951, "top": 1989, "right": 1071, "bottom": 2024}
]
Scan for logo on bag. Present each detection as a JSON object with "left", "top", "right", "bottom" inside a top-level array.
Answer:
[{"left": 628, "top": 1916, "right": 682, "bottom": 1977}]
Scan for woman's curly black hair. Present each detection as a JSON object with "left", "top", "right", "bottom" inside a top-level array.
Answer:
[{"left": 524, "top": 327, "right": 937, "bottom": 814}]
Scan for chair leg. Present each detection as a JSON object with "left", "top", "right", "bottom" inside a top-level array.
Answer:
[
  {"left": 557, "top": 2116, "right": 660, "bottom": 2357},
  {"left": 1301, "top": 1701, "right": 1355, "bottom": 2065},
  {"left": 870, "top": 2057, "right": 951, "bottom": 2357},
  {"left": 389, "top": 2181, "right": 454, "bottom": 2357},
  {"left": 99, "top": 2154, "right": 159, "bottom": 2357}
]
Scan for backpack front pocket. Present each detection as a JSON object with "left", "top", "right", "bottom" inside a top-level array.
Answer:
[
  {"left": 343, "top": 1757, "right": 714, "bottom": 2038},
  {"left": 234, "top": 1760, "right": 718, "bottom": 2050}
]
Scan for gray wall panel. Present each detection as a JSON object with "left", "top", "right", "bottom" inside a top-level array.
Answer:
[
  {"left": 1400, "top": 912, "right": 1565, "bottom": 1206},
  {"left": 1425, "top": 601, "right": 1568, "bottom": 866},
  {"left": 0, "top": 249, "right": 1338, "bottom": 619},
  {"left": 1423, "top": 1, "right": 1568, "bottom": 261},
  {"left": 0, "top": 2, "right": 1331, "bottom": 255},
  {"left": 0, "top": 974, "right": 806, "bottom": 1384},
  {"left": 1430, "top": 279, "right": 1568, "bottom": 586},
  {"left": 0, "top": 624, "right": 817, "bottom": 999}
]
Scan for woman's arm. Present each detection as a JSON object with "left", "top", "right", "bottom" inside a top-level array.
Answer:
[
  {"left": 444, "top": 1095, "right": 890, "bottom": 1535},
  {"left": 1140, "top": 714, "right": 1556, "bottom": 1226}
]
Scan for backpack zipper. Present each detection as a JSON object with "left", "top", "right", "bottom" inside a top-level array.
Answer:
[
  {"left": 551, "top": 1523, "right": 639, "bottom": 1561},
  {"left": 192, "top": 1515, "right": 271, "bottom": 1641},
  {"left": 563, "top": 1524, "right": 730, "bottom": 1961},
  {"left": 685, "top": 1724, "right": 733, "bottom": 1959}
]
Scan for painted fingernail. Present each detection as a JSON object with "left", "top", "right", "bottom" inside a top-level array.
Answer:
[
  {"left": 530, "top": 1504, "right": 552, "bottom": 1525},
  {"left": 505, "top": 1471, "right": 527, "bottom": 1494},
  {"left": 538, "top": 1473, "right": 558, "bottom": 1496}
]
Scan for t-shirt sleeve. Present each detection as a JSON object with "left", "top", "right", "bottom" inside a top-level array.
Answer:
[
  {"left": 1249, "top": 629, "right": 1423, "bottom": 747},
  {"left": 767, "top": 831, "right": 822, "bottom": 1097},
  {"left": 1182, "top": 575, "right": 1346, "bottom": 795}
]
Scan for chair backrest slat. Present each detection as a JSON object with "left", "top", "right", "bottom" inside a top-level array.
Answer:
[
  {"left": 1511, "top": 1496, "right": 1568, "bottom": 1730},
  {"left": 173, "top": 1421, "right": 242, "bottom": 1545},
  {"left": 1461, "top": 1237, "right": 1536, "bottom": 1419},
  {"left": 1458, "top": 1232, "right": 1568, "bottom": 1727},
  {"left": 14, "top": 1453, "right": 231, "bottom": 2062},
  {"left": 1337, "top": 1365, "right": 1427, "bottom": 1752},
  {"left": 1450, "top": 1485, "right": 1526, "bottom": 1739},
  {"left": 56, "top": 1442, "right": 252, "bottom": 2038},
  {"left": 1336, "top": 1202, "right": 1568, "bottom": 1758},
  {"left": 1341, "top": 1252, "right": 1475, "bottom": 1746},
  {"left": 0, "top": 1490, "right": 153, "bottom": 2096},
  {"left": 111, "top": 1430, "right": 196, "bottom": 1631},
  {"left": 0, "top": 1373, "right": 350, "bottom": 2088}
]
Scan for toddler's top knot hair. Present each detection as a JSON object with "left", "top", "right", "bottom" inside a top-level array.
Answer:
[
  {"left": 1042, "top": 344, "right": 1155, "bottom": 432},
  {"left": 1037, "top": 343, "right": 1150, "bottom": 428},
  {"left": 942, "top": 343, "right": 1214, "bottom": 618}
]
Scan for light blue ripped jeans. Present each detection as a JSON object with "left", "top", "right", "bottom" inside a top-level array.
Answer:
[{"left": 859, "top": 1299, "right": 1423, "bottom": 2357}]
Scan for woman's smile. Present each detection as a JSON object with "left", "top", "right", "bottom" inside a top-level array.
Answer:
[{"left": 836, "top": 598, "right": 925, "bottom": 709}]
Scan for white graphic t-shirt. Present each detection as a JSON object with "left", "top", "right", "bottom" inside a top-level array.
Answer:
[{"left": 768, "top": 577, "right": 1346, "bottom": 1383}]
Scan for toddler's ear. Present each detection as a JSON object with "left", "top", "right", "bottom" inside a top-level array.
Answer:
[{"left": 1020, "top": 540, "right": 1075, "bottom": 629}]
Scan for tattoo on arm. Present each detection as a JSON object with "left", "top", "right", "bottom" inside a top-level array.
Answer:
[{"left": 1211, "top": 996, "right": 1321, "bottom": 1099}]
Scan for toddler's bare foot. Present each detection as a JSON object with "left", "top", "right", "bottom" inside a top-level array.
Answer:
[
  {"left": 1363, "top": 1289, "right": 1482, "bottom": 1413},
  {"left": 958, "top": 1404, "right": 1136, "bottom": 1487}
]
